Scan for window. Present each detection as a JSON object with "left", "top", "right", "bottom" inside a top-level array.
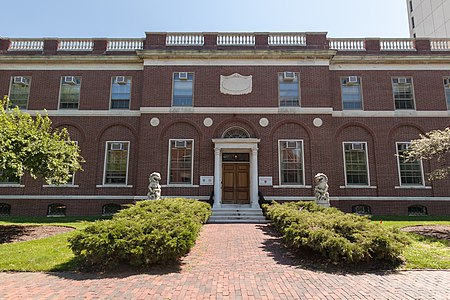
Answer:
[
  {"left": 0, "top": 169, "right": 20, "bottom": 184},
  {"left": 392, "top": 77, "right": 415, "bottom": 110},
  {"left": 110, "top": 76, "right": 132, "bottom": 109},
  {"left": 278, "top": 72, "right": 300, "bottom": 106},
  {"left": 47, "top": 203, "right": 66, "bottom": 217},
  {"left": 279, "top": 140, "right": 304, "bottom": 185},
  {"left": 343, "top": 142, "right": 369, "bottom": 185},
  {"left": 396, "top": 142, "right": 424, "bottom": 186},
  {"left": 102, "top": 204, "right": 122, "bottom": 216},
  {"left": 409, "top": 0, "right": 413, "bottom": 12},
  {"left": 411, "top": 17, "right": 415, "bottom": 29},
  {"left": 9, "top": 76, "right": 31, "bottom": 109},
  {"left": 341, "top": 76, "right": 363, "bottom": 110},
  {"left": 104, "top": 142, "right": 130, "bottom": 185},
  {"left": 443, "top": 77, "right": 450, "bottom": 109},
  {"left": 222, "top": 127, "right": 250, "bottom": 138},
  {"left": 352, "top": 205, "right": 371, "bottom": 215},
  {"left": 0, "top": 203, "right": 11, "bottom": 216},
  {"left": 408, "top": 205, "right": 427, "bottom": 216},
  {"left": 59, "top": 76, "right": 81, "bottom": 109},
  {"left": 168, "top": 139, "right": 193, "bottom": 184},
  {"left": 172, "top": 72, "right": 194, "bottom": 106}
]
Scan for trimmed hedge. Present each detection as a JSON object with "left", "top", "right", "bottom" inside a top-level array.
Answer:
[
  {"left": 68, "top": 198, "right": 211, "bottom": 269},
  {"left": 264, "top": 201, "right": 410, "bottom": 264}
]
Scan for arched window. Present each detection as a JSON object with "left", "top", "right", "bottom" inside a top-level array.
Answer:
[
  {"left": 408, "top": 205, "right": 427, "bottom": 216},
  {"left": 222, "top": 127, "right": 250, "bottom": 138},
  {"left": 352, "top": 204, "right": 371, "bottom": 215},
  {"left": 0, "top": 203, "right": 11, "bottom": 216},
  {"left": 47, "top": 203, "right": 66, "bottom": 217},
  {"left": 102, "top": 204, "right": 122, "bottom": 216}
]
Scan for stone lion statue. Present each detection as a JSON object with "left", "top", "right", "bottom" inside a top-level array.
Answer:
[
  {"left": 314, "top": 173, "right": 329, "bottom": 205},
  {"left": 147, "top": 172, "right": 162, "bottom": 200}
]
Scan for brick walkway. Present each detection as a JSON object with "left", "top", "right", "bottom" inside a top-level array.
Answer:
[{"left": 1, "top": 224, "right": 450, "bottom": 299}]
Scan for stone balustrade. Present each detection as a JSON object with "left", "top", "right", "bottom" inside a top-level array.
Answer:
[
  {"left": 217, "top": 33, "right": 255, "bottom": 46},
  {"left": 107, "top": 39, "right": 144, "bottom": 51},
  {"left": 58, "top": 39, "right": 94, "bottom": 51},
  {"left": 268, "top": 33, "right": 306, "bottom": 46},
  {"left": 380, "top": 39, "right": 415, "bottom": 51},
  {"left": 329, "top": 38, "right": 365, "bottom": 51},
  {"left": 8, "top": 39, "right": 44, "bottom": 51},
  {"left": 166, "top": 34, "right": 204, "bottom": 46},
  {"left": 0, "top": 33, "right": 447, "bottom": 54},
  {"left": 430, "top": 39, "right": 450, "bottom": 51}
]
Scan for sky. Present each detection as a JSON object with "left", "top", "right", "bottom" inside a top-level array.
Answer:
[{"left": 1, "top": 0, "right": 410, "bottom": 38}]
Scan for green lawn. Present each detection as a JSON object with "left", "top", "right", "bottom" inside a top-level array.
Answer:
[
  {"left": 372, "top": 216, "right": 450, "bottom": 269},
  {"left": 0, "top": 216, "right": 106, "bottom": 272}
]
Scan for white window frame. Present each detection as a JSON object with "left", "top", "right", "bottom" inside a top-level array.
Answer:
[
  {"left": 172, "top": 72, "right": 194, "bottom": 107},
  {"left": 58, "top": 76, "right": 82, "bottom": 110},
  {"left": 109, "top": 76, "right": 132, "bottom": 110},
  {"left": 391, "top": 77, "right": 416, "bottom": 110},
  {"left": 396, "top": 142, "right": 425, "bottom": 187},
  {"left": 102, "top": 141, "right": 130, "bottom": 186},
  {"left": 342, "top": 142, "right": 370, "bottom": 187},
  {"left": 278, "top": 139, "right": 305, "bottom": 186},
  {"left": 443, "top": 77, "right": 450, "bottom": 110},
  {"left": 340, "top": 76, "right": 363, "bottom": 110},
  {"left": 167, "top": 139, "right": 194, "bottom": 185},
  {"left": 8, "top": 76, "right": 31, "bottom": 110},
  {"left": 278, "top": 72, "right": 300, "bottom": 107}
]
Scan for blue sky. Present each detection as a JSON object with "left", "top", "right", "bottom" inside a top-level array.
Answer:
[{"left": 1, "top": 0, "right": 409, "bottom": 38}]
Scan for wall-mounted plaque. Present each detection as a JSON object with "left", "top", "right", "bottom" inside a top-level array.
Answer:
[
  {"left": 200, "top": 176, "right": 214, "bottom": 185},
  {"left": 259, "top": 176, "right": 273, "bottom": 186},
  {"left": 220, "top": 73, "right": 252, "bottom": 95}
]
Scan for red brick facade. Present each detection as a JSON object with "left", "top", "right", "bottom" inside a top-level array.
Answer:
[{"left": 0, "top": 32, "right": 449, "bottom": 216}]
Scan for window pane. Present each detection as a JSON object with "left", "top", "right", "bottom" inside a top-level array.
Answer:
[
  {"left": 279, "top": 73, "right": 300, "bottom": 107},
  {"left": 104, "top": 142, "right": 129, "bottom": 184},
  {"left": 397, "top": 143, "right": 423, "bottom": 185},
  {"left": 169, "top": 140, "right": 193, "bottom": 184},
  {"left": 341, "top": 78, "right": 362, "bottom": 110},
  {"left": 344, "top": 143, "right": 368, "bottom": 185},
  {"left": 173, "top": 73, "right": 193, "bottom": 106},
  {"left": 59, "top": 77, "right": 81, "bottom": 109},
  {"left": 0, "top": 169, "right": 19, "bottom": 184},
  {"left": 392, "top": 78, "right": 415, "bottom": 110},
  {"left": 111, "top": 77, "right": 131, "bottom": 109},
  {"left": 9, "top": 76, "right": 31, "bottom": 109},
  {"left": 279, "top": 141, "right": 303, "bottom": 185},
  {"left": 444, "top": 78, "right": 450, "bottom": 110}
]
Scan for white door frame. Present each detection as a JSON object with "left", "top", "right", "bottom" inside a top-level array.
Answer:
[{"left": 212, "top": 138, "right": 260, "bottom": 209}]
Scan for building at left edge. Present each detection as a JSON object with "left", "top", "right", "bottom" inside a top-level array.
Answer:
[{"left": 0, "top": 32, "right": 450, "bottom": 217}]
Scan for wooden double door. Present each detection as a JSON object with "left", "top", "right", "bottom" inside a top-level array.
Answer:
[{"left": 222, "top": 163, "right": 250, "bottom": 204}]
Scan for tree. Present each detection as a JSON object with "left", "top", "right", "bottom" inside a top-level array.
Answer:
[
  {"left": 404, "top": 127, "right": 450, "bottom": 180},
  {"left": 0, "top": 95, "right": 84, "bottom": 185}
]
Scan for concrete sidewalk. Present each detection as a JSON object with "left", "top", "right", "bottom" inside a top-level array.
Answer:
[{"left": 1, "top": 224, "right": 449, "bottom": 299}]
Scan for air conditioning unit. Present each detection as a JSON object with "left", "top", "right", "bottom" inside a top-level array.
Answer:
[
  {"left": 178, "top": 72, "right": 188, "bottom": 80},
  {"left": 285, "top": 141, "right": 299, "bottom": 149},
  {"left": 398, "top": 77, "right": 408, "bottom": 84},
  {"left": 64, "top": 76, "right": 77, "bottom": 85},
  {"left": 348, "top": 76, "right": 358, "bottom": 83},
  {"left": 283, "top": 72, "right": 296, "bottom": 81},
  {"left": 13, "top": 76, "right": 28, "bottom": 86},
  {"left": 110, "top": 143, "right": 124, "bottom": 151},
  {"left": 174, "top": 140, "right": 187, "bottom": 148},
  {"left": 398, "top": 143, "right": 410, "bottom": 151},
  {"left": 444, "top": 78, "right": 450, "bottom": 87},
  {"left": 115, "top": 76, "right": 127, "bottom": 85},
  {"left": 351, "top": 143, "right": 364, "bottom": 151}
]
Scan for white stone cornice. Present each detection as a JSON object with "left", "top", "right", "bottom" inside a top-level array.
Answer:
[
  {"left": 140, "top": 107, "right": 333, "bottom": 115},
  {"left": 24, "top": 110, "right": 141, "bottom": 117}
]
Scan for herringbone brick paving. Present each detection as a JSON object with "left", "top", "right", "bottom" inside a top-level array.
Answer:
[{"left": 0, "top": 224, "right": 449, "bottom": 299}]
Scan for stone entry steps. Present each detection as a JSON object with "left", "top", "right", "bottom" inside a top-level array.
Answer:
[{"left": 208, "top": 206, "right": 267, "bottom": 223}]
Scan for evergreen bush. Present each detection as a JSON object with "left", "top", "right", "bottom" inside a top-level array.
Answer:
[
  {"left": 68, "top": 198, "right": 211, "bottom": 269},
  {"left": 263, "top": 201, "right": 409, "bottom": 264}
]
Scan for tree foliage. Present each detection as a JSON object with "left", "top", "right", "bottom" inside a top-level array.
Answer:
[
  {"left": 404, "top": 127, "right": 450, "bottom": 180},
  {"left": 0, "top": 95, "right": 84, "bottom": 184}
]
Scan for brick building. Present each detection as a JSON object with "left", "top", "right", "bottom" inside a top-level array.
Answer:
[{"left": 0, "top": 32, "right": 449, "bottom": 217}]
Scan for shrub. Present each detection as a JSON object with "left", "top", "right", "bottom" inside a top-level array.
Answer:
[
  {"left": 68, "top": 198, "right": 211, "bottom": 269},
  {"left": 263, "top": 201, "right": 409, "bottom": 264}
]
